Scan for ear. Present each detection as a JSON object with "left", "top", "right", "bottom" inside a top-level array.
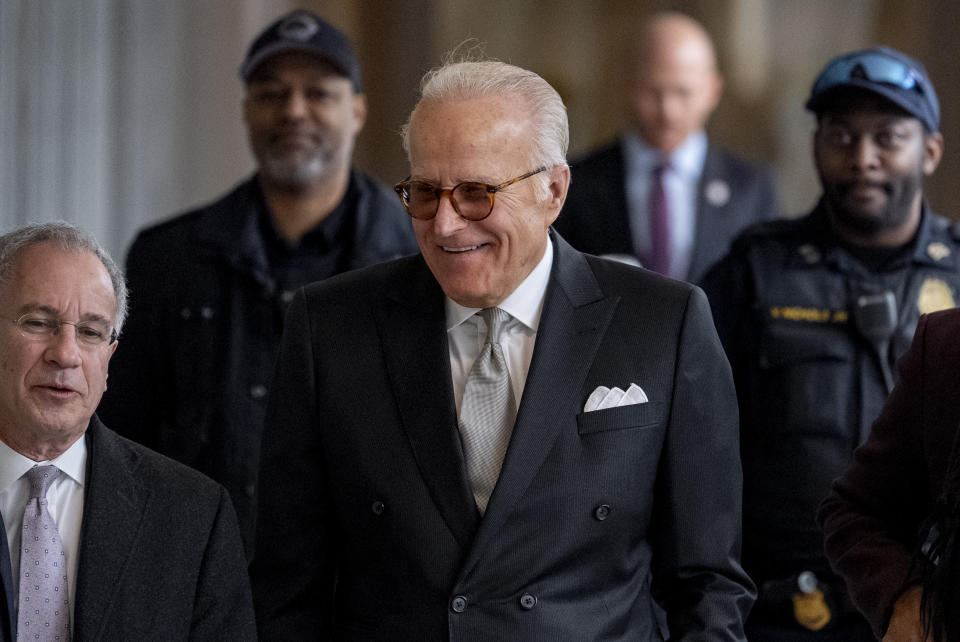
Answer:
[
  {"left": 241, "top": 91, "right": 253, "bottom": 127},
  {"left": 923, "top": 131, "right": 944, "bottom": 176},
  {"left": 352, "top": 93, "right": 368, "bottom": 135},
  {"left": 811, "top": 127, "right": 822, "bottom": 164},
  {"left": 544, "top": 164, "right": 572, "bottom": 227},
  {"left": 708, "top": 72, "right": 724, "bottom": 112}
]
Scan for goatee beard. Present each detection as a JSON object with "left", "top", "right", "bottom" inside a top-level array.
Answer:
[{"left": 260, "top": 153, "right": 329, "bottom": 189}]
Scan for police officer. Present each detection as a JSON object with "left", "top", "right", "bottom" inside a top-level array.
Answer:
[{"left": 702, "top": 46, "right": 954, "bottom": 641}]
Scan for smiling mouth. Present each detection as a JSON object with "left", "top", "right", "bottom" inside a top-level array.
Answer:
[
  {"left": 442, "top": 244, "right": 487, "bottom": 253},
  {"left": 271, "top": 133, "right": 318, "bottom": 148},
  {"left": 846, "top": 180, "right": 888, "bottom": 193},
  {"left": 38, "top": 384, "right": 78, "bottom": 395}
]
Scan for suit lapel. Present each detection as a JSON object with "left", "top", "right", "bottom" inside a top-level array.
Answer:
[
  {"left": 376, "top": 257, "right": 480, "bottom": 549},
  {"left": 690, "top": 144, "right": 727, "bottom": 280},
  {"left": 459, "top": 233, "right": 619, "bottom": 576},
  {"left": 73, "top": 418, "right": 149, "bottom": 639}
]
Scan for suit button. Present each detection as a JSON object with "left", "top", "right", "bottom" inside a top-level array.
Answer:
[
  {"left": 249, "top": 384, "right": 268, "bottom": 399},
  {"left": 245, "top": 483, "right": 256, "bottom": 498},
  {"left": 519, "top": 593, "right": 537, "bottom": 610},
  {"left": 451, "top": 595, "right": 468, "bottom": 613},
  {"left": 594, "top": 504, "right": 611, "bottom": 521},
  {"left": 371, "top": 500, "right": 385, "bottom": 515}
]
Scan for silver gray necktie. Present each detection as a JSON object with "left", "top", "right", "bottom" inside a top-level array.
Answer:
[
  {"left": 18, "top": 465, "right": 70, "bottom": 641},
  {"left": 458, "top": 307, "right": 517, "bottom": 514}
]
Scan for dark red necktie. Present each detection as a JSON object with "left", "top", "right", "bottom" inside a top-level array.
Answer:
[{"left": 648, "top": 162, "right": 671, "bottom": 275}]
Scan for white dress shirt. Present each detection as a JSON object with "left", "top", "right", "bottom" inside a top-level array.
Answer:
[
  {"left": 622, "top": 130, "right": 707, "bottom": 279},
  {"left": 0, "top": 435, "right": 86, "bottom": 628},
  {"left": 447, "top": 238, "right": 554, "bottom": 414}
]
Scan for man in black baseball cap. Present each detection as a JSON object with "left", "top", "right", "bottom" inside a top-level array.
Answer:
[
  {"left": 703, "top": 45, "right": 956, "bottom": 640},
  {"left": 806, "top": 45, "right": 939, "bottom": 134},
  {"left": 98, "top": 9, "right": 416, "bottom": 557}
]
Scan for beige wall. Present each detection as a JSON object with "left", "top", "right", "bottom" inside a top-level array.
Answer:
[
  {"left": 2, "top": 0, "right": 956, "bottom": 256},
  {"left": 314, "top": 0, "right": 958, "bottom": 218}
]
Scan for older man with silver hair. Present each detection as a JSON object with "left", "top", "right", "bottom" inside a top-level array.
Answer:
[
  {"left": 252, "top": 57, "right": 752, "bottom": 640},
  {"left": 0, "top": 222, "right": 255, "bottom": 641}
]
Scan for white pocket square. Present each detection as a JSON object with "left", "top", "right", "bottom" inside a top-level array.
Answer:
[{"left": 584, "top": 383, "right": 648, "bottom": 412}]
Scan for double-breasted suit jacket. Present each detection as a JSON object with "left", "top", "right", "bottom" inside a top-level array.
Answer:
[
  {"left": 0, "top": 418, "right": 256, "bottom": 641},
  {"left": 252, "top": 232, "right": 753, "bottom": 640}
]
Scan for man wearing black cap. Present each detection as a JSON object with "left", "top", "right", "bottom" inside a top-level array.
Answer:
[
  {"left": 97, "top": 10, "right": 417, "bottom": 556},
  {"left": 702, "top": 46, "right": 957, "bottom": 640}
]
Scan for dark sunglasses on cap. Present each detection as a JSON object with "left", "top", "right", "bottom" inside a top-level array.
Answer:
[{"left": 812, "top": 52, "right": 925, "bottom": 96}]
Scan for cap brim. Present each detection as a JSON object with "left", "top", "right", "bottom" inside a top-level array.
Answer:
[
  {"left": 240, "top": 42, "right": 349, "bottom": 81},
  {"left": 806, "top": 79, "right": 931, "bottom": 129}
]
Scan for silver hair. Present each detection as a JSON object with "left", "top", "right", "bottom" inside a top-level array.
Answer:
[
  {"left": 0, "top": 222, "right": 128, "bottom": 333},
  {"left": 400, "top": 57, "right": 569, "bottom": 198}
]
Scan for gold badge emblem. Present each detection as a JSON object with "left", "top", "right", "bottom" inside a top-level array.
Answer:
[
  {"left": 793, "top": 588, "right": 831, "bottom": 631},
  {"left": 927, "top": 242, "right": 951, "bottom": 261},
  {"left": 917, "top": 278, "right": 956, "bottom": 315}
]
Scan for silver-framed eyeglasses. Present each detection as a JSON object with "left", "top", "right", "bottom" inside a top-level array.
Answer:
[
  {"left": 4, "top": 313, "right": 117, "bottom": 346},
  {"left": 394, "top": 166, "right": 548, "bottom": 221}
]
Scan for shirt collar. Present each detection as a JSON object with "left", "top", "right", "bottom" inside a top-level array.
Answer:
[
  {"left": 0, "top": 433, "right": 87, "bottom": 492},
  {"left": 257, "top": 172, "right": 356, "bottom": 254},
  {"left": 804, "top": 200, "right": 956, "bottom": 273},
  {"left": 622, "top": 129, "right": 708, "bottom": 179},
  {"left": 446, "top": 236, "right": 554, "bottom": 332}
]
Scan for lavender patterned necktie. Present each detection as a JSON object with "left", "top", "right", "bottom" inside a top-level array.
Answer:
[
  {"left": 18, "top": 465, "right": 70, "bottom": 641},
  {"left": 458, "top": 308, "right": 517, "bottom": 514}
]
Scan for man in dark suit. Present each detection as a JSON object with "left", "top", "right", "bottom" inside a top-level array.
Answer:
[
  {"left": 0, "top": 223, "right": 255, "bottom": 641},
  {"left": 251, "top": 57, "right": 752, "bottom": 640},
  {"left": 555, "top": 12, "right": 777, "bottom": 282},
  {"left": 819, "top": 309, "right": 960, "bottom": 640}
]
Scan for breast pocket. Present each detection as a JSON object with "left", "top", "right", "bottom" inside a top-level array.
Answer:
[
  {"left": 754, "top": 322, "right": 854, "bottom": 439},
  {"left": 576, "top": 401, "right": 665, "bottom": 435}
]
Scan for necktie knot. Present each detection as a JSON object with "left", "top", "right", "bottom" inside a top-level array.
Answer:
[
  {"left": 25, "top": 465, "right": 61, "bottom": 499},
  {"left": 480, "top": 307, "right": 509, "bottom": 345}
]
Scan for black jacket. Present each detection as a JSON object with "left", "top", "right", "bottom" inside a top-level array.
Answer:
[
  {"left": 701, "top": 202, "right": 960, "bottom": 612},
  {"left": 98, "top": 171, "right": 417, "bottom": 554},
  {"left": 0, "top": 417, "right": 256, "bottom": 641}
]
